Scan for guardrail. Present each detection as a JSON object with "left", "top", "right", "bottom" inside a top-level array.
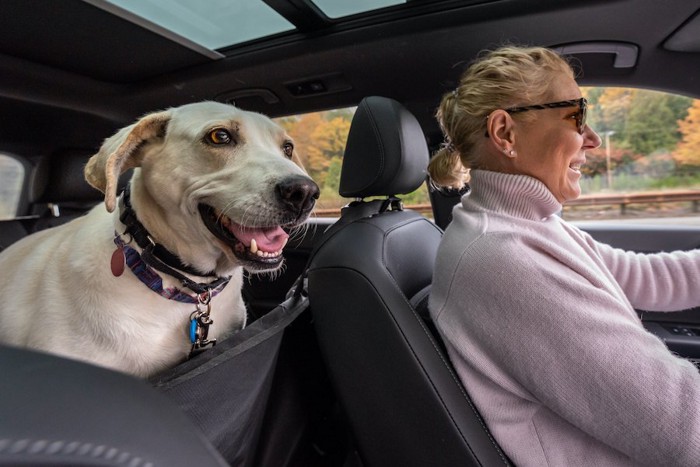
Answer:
[
  {"left": 313, "top": 189, "right": 700, "bottom": 218},
  {"left": 565, "top": 190, "right": 700, "bottom": 215}
]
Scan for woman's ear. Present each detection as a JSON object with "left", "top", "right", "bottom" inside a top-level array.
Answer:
[{"left": 485, "top": 110, "right": 516, "bottom": 155}]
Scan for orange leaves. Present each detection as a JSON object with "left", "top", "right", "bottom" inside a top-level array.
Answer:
[{"left": 674, "top": 100, "right": 700, "bottom": 167}]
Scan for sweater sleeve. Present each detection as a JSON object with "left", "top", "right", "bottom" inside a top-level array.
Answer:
[
  {"left": 577, "top": 227, "right": 700, "bottom": 311},
  {"left": 435, "top": 232, "right": 700, "bottom": 466}
]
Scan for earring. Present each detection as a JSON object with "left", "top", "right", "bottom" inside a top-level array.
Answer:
[{"left": 502, "top": 148, "right": 516, "bottom": 157}]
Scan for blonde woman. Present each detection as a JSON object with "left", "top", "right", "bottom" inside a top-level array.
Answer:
[{"left": 428, "top": 45, "right": 700, "bottom": 466}]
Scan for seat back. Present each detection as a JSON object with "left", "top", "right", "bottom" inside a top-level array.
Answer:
[
  {"left": 307, "top": 96, "right": 510, "bottom": 466},
  {"left": 0, "top": 345, "right": 229, "bottom": 467},
  {"left": 0, "top": 220, "right": 27, "bottom": 252},
  {"left": 30, "top": 151, "right": 131, "bottom": 230}
]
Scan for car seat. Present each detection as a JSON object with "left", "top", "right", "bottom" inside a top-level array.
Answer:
[
  {"left": 0, "top": 344, "right": 228, "bottom": 466},
  {"left": 307, "top": 96, "right": 511, "bottom": 466}
]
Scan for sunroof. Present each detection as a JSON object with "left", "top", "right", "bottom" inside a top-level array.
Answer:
[
  {"left": 95, "top": 0, "right": 294, "bottom": 52},
  {"left": 311, "top": 0, "right": 405, "bottom": 19}
]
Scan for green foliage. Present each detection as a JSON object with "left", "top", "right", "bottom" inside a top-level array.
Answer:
[
  {"left": 622, "top": 91, "right": 686, "bottom": 154},
  {"left": 581, "top": 87, "right": 699, "bottom": 191},
  {"left": 584, "top": 87, "right": 693, "bottom": 153},
  {"left": 316, "top": 157, "right": 344, "bottom": 208},
  {"left": 580, "top": 171, "right": 700, "bottom": 194}
]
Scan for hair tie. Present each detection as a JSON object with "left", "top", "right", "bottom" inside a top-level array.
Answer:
[{"left": 443, "top": 136, "right": 457, "bottom": 154}]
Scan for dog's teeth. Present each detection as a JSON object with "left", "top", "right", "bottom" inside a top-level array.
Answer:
[
  {"left": 250, "top": 244, "right": 283, "bottom": 259},
  {"left": 281, "top": 238, "right": 288, "bottom": 249}
]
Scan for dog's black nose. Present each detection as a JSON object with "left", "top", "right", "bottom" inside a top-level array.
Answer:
[{"left": 276, "top": 176, "right": 320, "bottom": 214}]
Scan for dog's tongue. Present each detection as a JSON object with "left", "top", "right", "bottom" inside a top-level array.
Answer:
[{"left": 228, "top": 224, "right": 289, "bottom": 252}]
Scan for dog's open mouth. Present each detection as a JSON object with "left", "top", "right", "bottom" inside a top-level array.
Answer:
[{"left": 198, "top": 204, "right": 289, "bottom": 268}]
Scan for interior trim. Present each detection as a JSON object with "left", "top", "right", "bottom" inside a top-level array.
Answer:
[
  {"left": 554, "top": 41, "right": 639, "bottom": 68},
  {"left": 663, "top": 9, "right": 700, "bottom": 52},
  {"left": 216, "top": 88, "right": 281, "bottom": 105},
  {"left": 83, "top": 0, "right": 225, "bottom": 60}
]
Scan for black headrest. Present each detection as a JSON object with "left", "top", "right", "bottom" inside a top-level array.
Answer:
[
  {"left": 34, "top": 151, "right": 101, "bottom": 203},
  {"left": 339, "top": 96, "right": 429, "bottom": 198},
  {"left": 35, "top": 151, "right": 130, "bottom": 204}
]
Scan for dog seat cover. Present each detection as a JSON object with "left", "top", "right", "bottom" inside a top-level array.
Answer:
[{"left": 150, "top": 291, "right": 308, "bottom": 466}]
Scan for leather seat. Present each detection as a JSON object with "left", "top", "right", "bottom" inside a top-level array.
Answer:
[
  {"left": 307, "top": 96, "right": 510, "bottom": 466},
  {"left": 0, "top": 345, "right": 228, "bottom": 466}
]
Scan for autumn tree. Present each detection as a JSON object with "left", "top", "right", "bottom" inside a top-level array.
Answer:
[
  {"left": 276, "top": 110, "right": 352, "bottom": 195},
  {"left": 310, "top": 116, "right": 351, "bottom": 176},
  {"left": 673, "top": 99, "right": 700, "bottom": 168},
  {"left": 277, "top": 112, "right": 323, "bottom": 174},
  {"left": 581, "top": 87, "right": 604, "bottom": 131},
  {"left": 318, "top": 158, "right": 344, "bottom": 208},
  {"left": 623, "top": 91, "right": 690, "bottom": 155},
  {"left": 581, "top": 146, "right": 640, "bottom": 178},
  {"left": 592, "top": 87, "right": 634, "bottom": 135}
]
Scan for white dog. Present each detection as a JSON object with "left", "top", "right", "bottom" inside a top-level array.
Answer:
[{"left": 0, "top": 101, "right": 319, "bottom": 377}]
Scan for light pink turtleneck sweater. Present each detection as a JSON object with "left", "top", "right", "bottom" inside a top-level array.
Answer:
[{"left": 429, "top": 170, "right": 700, "bottom": 466}]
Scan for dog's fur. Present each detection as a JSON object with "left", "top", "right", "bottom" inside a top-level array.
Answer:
[{"left": 0, "top": 102, "right": 318, "bottom": 377}]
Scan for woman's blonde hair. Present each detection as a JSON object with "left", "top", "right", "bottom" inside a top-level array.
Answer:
[{"left": 428, "top": 45, "right": 574, "bottom": 189}]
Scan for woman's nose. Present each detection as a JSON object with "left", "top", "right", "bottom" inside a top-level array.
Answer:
[{"left": 584, "top": 125, "right": 602, "bottom": 149}]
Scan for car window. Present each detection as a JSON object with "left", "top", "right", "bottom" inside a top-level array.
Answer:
[
  {"left": 276, "top": 108, "right": 431, "bottom": 218},
  {"left": 100, "top": 0, "right": 294, "bottom": 51},
  {"left": 311, "top": 0, "right": 404, "bottom": 19},
  {"left": 0, "top": 154, "right": 25, "bottom": 220},
  {"left": 568, "top": 87, "right": 700, "bottom": 224}
]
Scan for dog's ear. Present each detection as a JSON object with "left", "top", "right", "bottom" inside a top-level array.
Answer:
[{"left": 85, "top": 111, "right": 171, "bottom": 212}]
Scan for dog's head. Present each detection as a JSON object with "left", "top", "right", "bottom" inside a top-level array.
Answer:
[{"left": 85, "top": 101, "right": 319, "bottom": 274}]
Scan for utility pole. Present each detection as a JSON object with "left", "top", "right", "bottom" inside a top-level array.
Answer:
[{"left": 604, "top": 131, "right": 615, "bottom": 190}]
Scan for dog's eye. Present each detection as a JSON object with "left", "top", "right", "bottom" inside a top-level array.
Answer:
[
  {"left": 282, "top": 141, "right": 294, "bottom": 159},
  {"left": 206, "top": 128, "right": 233, "bottom": 145}
]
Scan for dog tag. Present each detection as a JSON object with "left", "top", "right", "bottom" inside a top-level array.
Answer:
[{"left": 111, "top": 245, "right": 125, "bottom": 277}]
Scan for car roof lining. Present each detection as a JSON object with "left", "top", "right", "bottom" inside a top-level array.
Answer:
[
  {"left": 0, "top": 0, "right": 217, "bottom": 83},
  {"left": 663, "top": 8, "right": 700, "bottom": 52}
]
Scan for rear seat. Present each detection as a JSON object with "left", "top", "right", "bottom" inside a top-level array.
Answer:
[
  {"left": 0, "top": 150, "right": 128, "bottom": 251},
  {"left": 0, "top": 220, "right": 28, "bottom": 252},
  {"left": 0, "top": 153, "right": 35, "bottom": 251},
  {"left": 30, "top": 150, "right": 105, "bottom": 231}
]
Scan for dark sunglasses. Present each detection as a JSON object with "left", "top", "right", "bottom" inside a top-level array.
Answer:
[{"left": 484, "top": 97, "right": 588, "bottom": 136}]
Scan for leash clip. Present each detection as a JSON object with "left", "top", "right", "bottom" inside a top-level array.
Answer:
[{"left": 189, "top": 290, "right": 216, "bottom": 353}]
